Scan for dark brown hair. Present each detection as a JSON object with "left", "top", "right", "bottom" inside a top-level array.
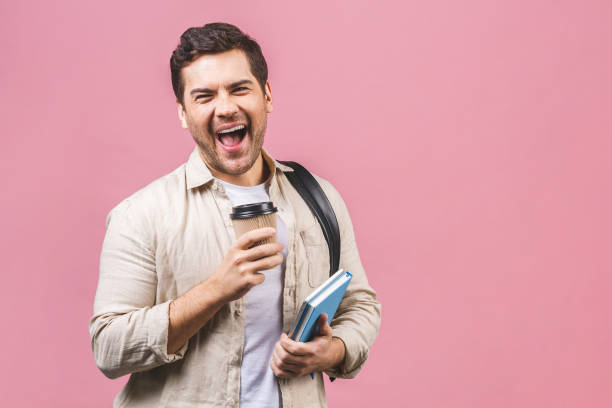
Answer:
[{"left": 170, "top": 22, "right": 268, "bottom": 105}]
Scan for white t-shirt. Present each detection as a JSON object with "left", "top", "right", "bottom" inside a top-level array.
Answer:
[{"left": 217, "top": 179, "right": 287, "bottom": 408}]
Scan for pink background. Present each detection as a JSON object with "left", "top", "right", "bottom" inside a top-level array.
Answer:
[{"left": 1, "top": 0, "right": 611, "bottom": 406}]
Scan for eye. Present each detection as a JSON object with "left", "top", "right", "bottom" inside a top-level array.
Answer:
[
  {"left": 233, "top": 87, "right": 249, "bottom": 93},
  {"left": 195, "top": 94, "right": 212, "bottom": 101}
]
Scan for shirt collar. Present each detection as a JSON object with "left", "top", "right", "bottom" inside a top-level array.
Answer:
[{"left": 185, "top": 147, "right": 294, "bottom": 190}]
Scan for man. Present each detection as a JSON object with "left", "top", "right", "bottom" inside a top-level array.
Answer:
[{"left": 90, "top": 22, "right": 381, "bottom": 408}]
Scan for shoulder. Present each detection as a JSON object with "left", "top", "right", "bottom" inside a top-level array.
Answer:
[
  {"left": 311, "top": 173, "right": 340, "bottom": 198},
  {"left": 306, "top": 170, "right": 350, "bottom": 218},
  {"left": 105, "top": 163, "right": 187, "bottom": 228}
]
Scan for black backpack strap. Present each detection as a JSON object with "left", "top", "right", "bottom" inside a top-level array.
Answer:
[{"left": 279, "top": 161, "right": 341, "bottom": 277}]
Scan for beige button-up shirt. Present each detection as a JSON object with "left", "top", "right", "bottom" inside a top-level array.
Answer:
[{"left": 90, "top": 148, "right": 381, "bottom": 408}]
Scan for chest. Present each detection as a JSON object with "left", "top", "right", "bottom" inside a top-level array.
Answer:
[{"left": 151, "top": 181, "right": 332, "bottom": 310}]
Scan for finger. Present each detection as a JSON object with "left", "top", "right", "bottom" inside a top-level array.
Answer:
[
  {"left": 234, "top": 227, "right": 276, "bottom": 250},
  {"left": 270, "top": 359, "right": 283, "bottom": 377},
  {"left": 270, "top": 358, "right": 298, "bottom": 379},
  {"left": 272, "top": 350, "right": 300, "bottom": 375},
  {"left": 280, "top": 333, "right": 309, "bottom": 356},
  {"left": 249, "top": 272, "right": 265, "bottom": 287},
  {"left": 317, "top": 313, "right": 333, "bottom": 337},
  {"left": 247, "top": 253, "right": 284, "bottom": 273},
  {"left": 243, "top": 242, "right": 284, "bottom": 261},
  {"left": 274, "top": 344, "right": 306, "bottom": 368}
]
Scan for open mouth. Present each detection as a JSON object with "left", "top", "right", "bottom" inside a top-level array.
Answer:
[{"left": 216, "top": 124, "right": 248, "bottom": 148}]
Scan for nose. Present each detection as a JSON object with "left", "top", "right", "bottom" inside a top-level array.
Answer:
[{"left": 214, "top": 92, "right": 239, "bottom": 118}]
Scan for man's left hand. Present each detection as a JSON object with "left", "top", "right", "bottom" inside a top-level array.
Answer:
[{"left": 270, "top": 314, "right": 346, "bottom": 378}]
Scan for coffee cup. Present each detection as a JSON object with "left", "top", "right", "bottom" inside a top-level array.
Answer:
[{"left": 230, "top": 201, "right": 278, "bottom": 247}]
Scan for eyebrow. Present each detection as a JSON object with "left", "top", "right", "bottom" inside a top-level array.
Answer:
[{"left": 190, "top": 79, "right": 254, "bottom": 95}]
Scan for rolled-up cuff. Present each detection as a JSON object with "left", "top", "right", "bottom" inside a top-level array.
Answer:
[
  {"left": 323, "top": 327, "right": 368, "bottom": 380},
  {"left": 147, "top": 300, "right": 188, "bottom": 363}
]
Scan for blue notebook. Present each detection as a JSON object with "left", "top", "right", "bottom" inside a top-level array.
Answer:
[{"left": 289, "top": 269, "right": 352, "bottom": 342}]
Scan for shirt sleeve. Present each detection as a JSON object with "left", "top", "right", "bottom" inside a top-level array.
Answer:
[
  {"left": 316, "top": 178, "right": 382, "bottom": 379},
  {"left": 89, "top": 200, "right": 188, "bottom": 379}
]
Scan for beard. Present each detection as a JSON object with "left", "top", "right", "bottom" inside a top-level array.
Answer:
[{"left": 189, "top": 115, "right": 266, "bottom": 176}]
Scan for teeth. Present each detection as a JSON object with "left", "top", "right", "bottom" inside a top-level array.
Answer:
[{"left": 218, "top": 125, "right": 245, "bottom": 134}]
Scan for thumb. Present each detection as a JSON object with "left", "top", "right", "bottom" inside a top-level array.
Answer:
[{"left": 318, "top": 313, "right": 332, "bottom": 337}]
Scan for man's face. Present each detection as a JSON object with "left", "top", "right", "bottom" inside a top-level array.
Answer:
[{"left": 178, "top": 49, "right": 273, "bottom": 177}]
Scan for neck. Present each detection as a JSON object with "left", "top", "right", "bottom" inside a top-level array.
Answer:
[{"left": 207, "top": 154, "right": 270, "bottom": 187}]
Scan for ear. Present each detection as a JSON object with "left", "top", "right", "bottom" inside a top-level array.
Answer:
[
  {"left": 177, "top": 101, "right": 188, "bottom": 129},
  {"left": 264, "top": 81, "right": 273, "bottom": 113}
]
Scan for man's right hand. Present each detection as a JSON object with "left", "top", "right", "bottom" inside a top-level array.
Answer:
[
  {"left": 209, "top": 227, "right": 284, "bottom": 303},
  {"left": 167, "top": 227, "right": 282, "bottom": 354}
]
